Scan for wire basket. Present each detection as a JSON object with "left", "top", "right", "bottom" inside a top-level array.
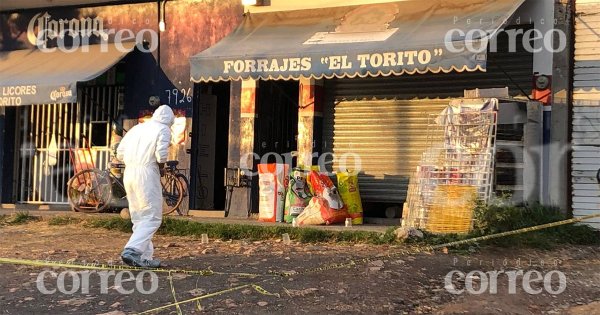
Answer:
[{"left": 403, "top": 108, "right": 497, "bottom": 234}]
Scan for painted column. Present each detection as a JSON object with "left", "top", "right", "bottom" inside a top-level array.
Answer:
[
  {"left": 297, "top": 78, "right": 324, "bottom": 169},
  {"left": 226, "top": 79, "right": 258, "bottom": 217},
  {"left": 550, "top": 0, "right": 573, "bottom": 213},
  {"left": 240, "top": 79, "right": 258, "bottom": 171}
]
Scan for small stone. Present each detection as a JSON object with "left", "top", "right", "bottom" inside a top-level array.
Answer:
[
  {"left": 9, "top": 288, "right": 17, "bottom": 293},
  {"left": 99, "top": 301, "right": 106, "bottom": 306},
  {"left": 188, "top": 288, "right": 206, "bottom": 296},
  {"left": 368, "top": 267, "right": 382, "bottom": 272},
  {"left": 202, "top": 248, "right": 216, "bottom": 255},
  {"left": 241, "top": 289, "right": 252, "bottom": 295},
  {"left": 163, "top": 243, "right": 177, "bottom": 248},
  {"left": 225, "top": 298, "right": 237, "bottom": 308},
  {"left": 257, "top": 301, "right": 268, "bottom": 307},
  {"left": 119, "top": 208, "right": 130, "bottom": 220},
  {"left": 110, "top": 302, "right": 121, "bottom": 308},
  {"left": 369, "top": 260, "right": 384, "bottom": 267},
  {"left": 23, "top": 297, "right": 34, "bottom": 301},
  {"left": 58, "top": 298, "right": 89, "bottom": 306},
  {"left": 170, "top": 273, "right": 189, "bottom": 280},
  {"left": 393, "top": 227, "right": 423, "bottom": 241}
]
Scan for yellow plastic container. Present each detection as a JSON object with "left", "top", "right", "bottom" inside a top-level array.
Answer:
[{"left": 426, "top": 185, "right": 477, "bottom": 234}]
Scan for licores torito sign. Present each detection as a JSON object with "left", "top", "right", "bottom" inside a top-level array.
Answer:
[{"left": 0, "top": 86, "right": 38, "bottom": 106}]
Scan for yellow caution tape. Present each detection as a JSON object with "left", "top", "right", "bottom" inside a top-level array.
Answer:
[
  {"left": 273, "top": 213, "right": 600, "bottom": 278},
  {"left": 429, "top": 213, "right": 600, "bottom": 250},
  {"left": 136, "top": 283, "right": 278, "bottom": 315},
  {"left": 168, "top": 272, "right": 184, "bottom": 315},
  {"left": 252, "top": 284, "right": 280, "bottom": 298},
  {"left": 1, "top": 213, "right": 598, "bottom": 314},
  {"left": 0, "top": 257, "right": 265, "bottom": 278}
]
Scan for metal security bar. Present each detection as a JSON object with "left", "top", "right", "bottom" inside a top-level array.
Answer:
[{"left": 16, "top": 86, "right": 123, "bottom": 204}]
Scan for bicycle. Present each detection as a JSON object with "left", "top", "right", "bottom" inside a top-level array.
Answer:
[
  {"left": 162, "top": 160, "right": 190, "bottom": 216},
  {"left": 67, "top": 160, "right": 189, "bottom": 215}
]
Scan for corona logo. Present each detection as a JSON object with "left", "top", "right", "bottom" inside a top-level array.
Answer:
[
  {"left": 50, "top": 87, "right": 73, "bottom": 102},
  {"left": 27, "top": 12, "right": 108, "bottom": 46}
]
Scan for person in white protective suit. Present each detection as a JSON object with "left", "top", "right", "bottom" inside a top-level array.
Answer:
[{"left": 117, "top": 105, "right": 175, "bottom": 268}]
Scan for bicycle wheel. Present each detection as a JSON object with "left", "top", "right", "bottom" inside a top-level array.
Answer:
[
  {"left": 67, "top": 169, "right": 113, "bottom": 213},
  {"left": 176, "top": 174, "right": 190, "bottom": 216},
  {"left": 161, "top": 173, "right": 184, "bottom": 215}
]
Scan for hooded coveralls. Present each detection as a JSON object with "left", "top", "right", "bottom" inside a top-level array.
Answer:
[{"left": 117, "top": 105, "right": 175, "bottom": 260}]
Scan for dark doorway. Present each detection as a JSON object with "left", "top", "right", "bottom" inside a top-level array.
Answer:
[
  {"left": 190, "top": 82, "right": 230, "bottom": 210},
  {"left": 250, "top": 80, "right": 299, "bottom": 213},
  {"left": 1, "top": 107, "right": 17, "bottom": 203}
]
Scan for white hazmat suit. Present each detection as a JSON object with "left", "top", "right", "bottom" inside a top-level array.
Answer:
[{"left": 117, "top": 105, "right": 175, "bottom": 261}]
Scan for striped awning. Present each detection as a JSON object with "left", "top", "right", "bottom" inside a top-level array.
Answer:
[
  {"left": 190, "top": 0, "right": 525, "bottom": 82},
  {"left": 0, "top": 42, "right": 135, "bottom": 106}
]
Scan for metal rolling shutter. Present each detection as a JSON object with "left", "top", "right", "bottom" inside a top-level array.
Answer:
[
  {"left": 323, "top": 99, "right": 448, "bottom": 203},
  {"left": 321, "top": 25, "right": 534, "bottom": 205},
  {"left": 324, "top": 25, "right": 534, "bottom": 102},
  {"left": 572, "top": 0, "right": 600, "bottom": 229}
]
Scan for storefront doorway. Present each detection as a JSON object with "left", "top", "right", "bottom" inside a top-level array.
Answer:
[
  {"left": 250, "top": 80, "right": 299, "bottom": 213},
  {"left": 190, "top": 82, "right": 230, "bottom": 210}
]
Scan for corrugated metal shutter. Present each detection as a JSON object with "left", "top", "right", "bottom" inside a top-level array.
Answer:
[
  {"left": 323, "top": 99, "right": 448, "bottom": 203},
  {"left": 321, "top": 25, "right": 534, "bottom": 205},
  {"left": 572, "top": 0, "right": 600, "bottom": 229},
  {"left": 324, "top": 25, "right": 534, "bottom": 101}
]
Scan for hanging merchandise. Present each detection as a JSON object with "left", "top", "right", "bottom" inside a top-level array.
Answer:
[
  {"left": 308, "top": 171, "right": 344, "bottom": 210},
  {"left": 258, "top": 164, "right": 289, "bottom": 222},
  {"left": 336, "top": 171, "right": 364, "bottom": 225},
  {"left": 284, "top": 168, "right": 312, "bottom": 223},
  {"left": 171, "top": 116, "right": 187, "bottom": 145},
  {"left": 47, "top": 134, "right": 59, "bottom": 168}
]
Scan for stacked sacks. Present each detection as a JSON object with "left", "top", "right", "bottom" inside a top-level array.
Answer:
[
  {"left": 284, "top": 168, "right": 312, "bottom": 223},
  {"left": 296, "top": 171, "right": 348, "bottom": 226},
  {"left": 258, "top": 164, "right": 289, "bottom": 222},
  {"left": 336, "top": 172, "right": 364, "bottom": 225}
]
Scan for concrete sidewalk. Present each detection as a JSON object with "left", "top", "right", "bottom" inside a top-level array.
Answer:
[{"left": 0, "top": 207, "right": 396, "bottom": 234}]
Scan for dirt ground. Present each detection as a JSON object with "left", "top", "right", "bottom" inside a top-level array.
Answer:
[{"left": 0, "top": 220, "right": 599, "bottom": 314}]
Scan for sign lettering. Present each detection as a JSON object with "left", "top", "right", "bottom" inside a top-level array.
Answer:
[{"left": 221, "top": 48, "right": 446, "bottom": 76}]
